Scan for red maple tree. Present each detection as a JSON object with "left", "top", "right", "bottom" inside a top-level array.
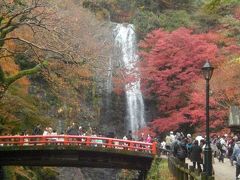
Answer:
[{"left": 138, "top": 28, "right": 231, "bottom": 134}]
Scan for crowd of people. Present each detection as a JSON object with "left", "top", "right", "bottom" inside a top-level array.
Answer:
[
  {"left": 32, "top": 123, "right": 153, "bottom": 141},
  {"left": 30, "top": 123, "right": 155, "bottom": 150},
  {"left": 10, "top": 123, "right": 240, "bottom": 178},
  {"left": 10, "top": 124, "right": 240, "bottom": 178},
  {"left": 160, "top": 131, "right": 240, "bottom": 179}
]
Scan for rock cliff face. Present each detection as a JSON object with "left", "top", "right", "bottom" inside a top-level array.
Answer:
[
  {"left": 56, "top": 9, "right": 151, "bottom": 180},
  {"left": 82, "top": 168, "right": 119, "bottom": 180},
  {"left": 57, "top": 167, "right": 119, "bottom": 180},
  {"left": 100, "top": 92, "right": 126, "bottom": 137},
  {"left": 57, "top": 168, "right": 84, "bottom": 180},
  {"left": 98, "top": 23, "right": 128, "bottom": 138},
  {"left": 55, "top": 7, "right": 125, "bottom": 180}
]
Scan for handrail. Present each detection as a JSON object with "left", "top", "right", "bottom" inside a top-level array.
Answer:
[
  {"left": 0, "top": 135, "right": 157, "bottom": 155},
  {"left": 168, "top": 156, "right": 214, "bottom": 180}
]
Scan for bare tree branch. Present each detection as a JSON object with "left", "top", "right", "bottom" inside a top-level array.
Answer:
[
  {"left": 2, "top": 37, "right": 64, "bottom": 57},
  {"left": 5, "top": 61, "right": 47, "bottom": 86},
  {"left": 0, "top": 4, "right": 44, "bottom": 32}
]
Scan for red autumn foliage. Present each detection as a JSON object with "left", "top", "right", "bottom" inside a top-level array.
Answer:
[
  {"left": 211, "top": 61, "right": 240, "bottom": 107},
  {"left": 234, "top": 6, "right": 240, "bottom": 20},
  {"left": 138, "top": 28, "right": 230, "bottom": 134}
]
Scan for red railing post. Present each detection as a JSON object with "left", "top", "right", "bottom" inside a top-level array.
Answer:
[
  {"left": 64, "top": 136, "right": 68, "bottom": 145},
  {"left": 108, "top": 139, "right": 112, "bottom": 148},
  {"left": 42, "top": 136, "right": 47, "bottom": 145},
  {"left": 129, "top": 142, "right": 133, "bottom": 151},
  {"left": 86, "top": 137, "right": 91, "bottom": 146},
  {"left": 19, "top": 136, "right": 24, "bottom": 146},
  {"left": 152, "top": 142, "right": 157, "bottom": 155}
]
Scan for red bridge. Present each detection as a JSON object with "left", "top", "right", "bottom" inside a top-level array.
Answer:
[{"left": 0, "top": 135, "right": 157, "bottom": 171}]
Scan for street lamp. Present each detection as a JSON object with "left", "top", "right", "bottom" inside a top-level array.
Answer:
[{"left": 201, "top": 61, "right": 214, "bottom": 177}]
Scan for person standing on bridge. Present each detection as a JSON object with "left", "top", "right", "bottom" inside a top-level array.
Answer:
[
  {"left": 86, "top": 125, "right": 93, "bottom": 136},
  {"left": 33, "top": 124, "right": 43, "bottom": 135},
  {"left": 32, "top": 124, "right": 43, "bottom": 145},
  {"left": 146, "top": 134, "right": 152, "bottom": 143},
  {"left": 66, "top": 122, "right": 79, "bottom": 135},
  {"left": 127, "top": 130, "right": 132, "bottom": 141},
  {"left": 66, "top": 123, "right": 79, "bottom": 145},
  {"left": 78, "top": 126, "right": 83, "bottom": 135}
]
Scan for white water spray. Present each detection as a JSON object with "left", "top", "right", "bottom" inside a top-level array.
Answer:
[{"left": 114, "top": 24, "right": 145, "bottom": 134}]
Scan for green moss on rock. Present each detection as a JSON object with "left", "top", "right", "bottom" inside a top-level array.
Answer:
[{"left": 147, "top": 157, "right": 175, "bottom": 180}]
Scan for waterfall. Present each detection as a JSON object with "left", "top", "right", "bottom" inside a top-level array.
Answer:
[
  {"left": 106, "top": 57, "right": 113, "bottom": 94},
  {"left": 105, "top": 56, "right": 113, "bottom": 109},
  {"left": 114, "top": 24, "right": 145, "bottom": 135}
]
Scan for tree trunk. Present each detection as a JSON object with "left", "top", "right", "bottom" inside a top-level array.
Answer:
[
  {"left": 0, "top": 62, "right": 47, "bottom": 99},
  {"left": 0, "top": 83, "right": 7, "bottom": 99}
]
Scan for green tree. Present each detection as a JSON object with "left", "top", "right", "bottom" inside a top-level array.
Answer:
[
  {"left": 132, "top": 10, "right": 161, "bottom": 38},
  {"left": 158, "top": 10, "right": 193, "bottom": 31},
  {"left": 134, "top": 0, "right": 201, "bottom": 12},
  {"left": 204, "top": 0, "right": 240, "bottom": 15}
]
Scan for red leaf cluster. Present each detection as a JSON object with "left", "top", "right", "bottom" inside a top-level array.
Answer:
[{"left": 138, "top": 28, "right": 228, "bottom": 134}]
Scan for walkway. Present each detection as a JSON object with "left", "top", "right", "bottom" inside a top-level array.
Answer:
[
  {"left": 186, "top": 158, "right": 235, "bottom": 180},
  {"left": 213, "top": 158, "right": 235, "bottom": 180}
]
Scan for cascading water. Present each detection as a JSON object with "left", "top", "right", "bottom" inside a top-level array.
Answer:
[
  {"left": 105, "top": 56, "right": 113, "bottom": 109},
  {"left": 106, "top": 57, "right": 113, "bottom": 95},
  {"left": 114, "top": 24, "right": 145, "bottom": 135}
]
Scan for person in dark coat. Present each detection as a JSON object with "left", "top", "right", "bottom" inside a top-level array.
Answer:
[
  {"left": 32, "top": 124, "right": 43, "bottom": 145},
  {"left": 33, "top": 124, "right": 43, "bottom": 135},
  {"left": 190, "top": 140, "right": 202, "bottom": 171},
  {"left": 66, "top": 123, "right": 79, "bottom": 144},
  {"left": 66, "top": 122, "right": 79, "bottom": 135},
  {"left": 127, "top": 130, "right": 133, "bottom": 140},
  {"left": 173, "top": 137, "right": 187, "bottom": 163}
]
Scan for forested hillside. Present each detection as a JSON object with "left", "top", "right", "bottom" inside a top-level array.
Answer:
[
  {"left": 0, "top": 0, "right": 113, "bottom": 135},
  {"left": 0, "top": 0, "right": 113, "bottom": 178},
  {"left": 83, "top": 0, "right": 240, "bottom": 135}
]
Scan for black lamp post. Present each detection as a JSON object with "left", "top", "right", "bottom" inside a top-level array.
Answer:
[{"left": 202, "top": 61, "right": 214, "bottom": 177}]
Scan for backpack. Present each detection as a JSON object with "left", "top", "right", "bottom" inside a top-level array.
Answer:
[
  {"left": 176, "top": 143, "right": 187, "bottom": 159},
  {"left": 186, "top": 143, "right": 192, "bottom": 151},
  {"left": 216, "top": 141, "right": 222, "bottom": 149},
  {"left": 235, "top": 150, "right": 240, "bottom": 162}
]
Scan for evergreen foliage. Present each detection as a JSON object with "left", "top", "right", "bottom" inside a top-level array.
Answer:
[
  {"left": 147, "top": 158, "right": 174, "bottom": 180},
  {"left": 204, "top": 0, "right": 240, "bottom": 15},
  {"left": 132, "top": 10, "right": 161, "bottom": 37},
  {"left": 2, "top": 166, "right": 58, "bottom": 180},
  {"left": 158, "top": 10, "right": 193, "bottom": 31}
]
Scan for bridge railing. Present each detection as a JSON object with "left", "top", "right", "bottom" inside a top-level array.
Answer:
[{"left": 0, "top": 135, "right": 157, "bottom": 155}]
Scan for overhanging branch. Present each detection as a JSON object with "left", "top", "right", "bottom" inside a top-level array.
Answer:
[
  {"left": 2, "top": 37, "right": 64, "bottom": 57},
  {"left": 5, "top": 61, "right": 48, "bottom": 86}
]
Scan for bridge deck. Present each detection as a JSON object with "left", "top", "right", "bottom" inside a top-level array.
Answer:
[{"left": 0, "top": 135, "right": 156, "bottom": 170}]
